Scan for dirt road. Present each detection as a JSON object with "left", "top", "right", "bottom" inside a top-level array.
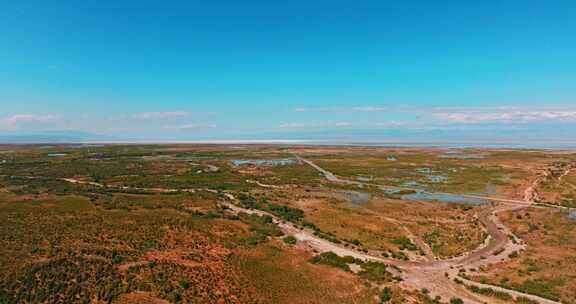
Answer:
[
  {"left": 296, "top": 157, "right": 537, "bottom": 206},
  {"left": 222, "top": 193, "right": 557, "bottom": 303},
  {"left": 292, "top": 157, "right": 561, "bottom": 304},
  {"left": 12, "top": 160, "right": 562, "bottom": 303}
]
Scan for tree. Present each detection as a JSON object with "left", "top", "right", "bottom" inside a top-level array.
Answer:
[
  {"left": 379, "top": 287, "right": 392, "bottom": 303},
  {"left": 450, "top": 297, "right": 464, "bottom": 304},
  {"left": 282, "top": 235, "right": 297, "bottom": 245}
]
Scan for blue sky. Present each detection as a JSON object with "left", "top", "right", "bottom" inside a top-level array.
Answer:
[{"left": 1, "top": 0, "right": 575, "bottom": 143}]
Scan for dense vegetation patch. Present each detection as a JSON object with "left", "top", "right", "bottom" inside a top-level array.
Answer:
[
  {"left": 391, "top": 236, "right": 418, "bottom": 251},
  {"left": 309, "top": 252, "right": 354, "bottom": 272},
  {"left": 0, "top": 256, "right": 123, "bottom": 303},
  {"left": 309, "top": 252, "right": 395, "bottom": 284}
]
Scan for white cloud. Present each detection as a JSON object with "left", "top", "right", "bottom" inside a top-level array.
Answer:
[
  {"left": 293, "top": 106, "right": 387, "bottom": 113},
  {"left": 279, "top": 122, "right": 308, "bottom": 129},
  {"left": 281, "top": 120, "right": 408, "bottom": 129},
  {"left": 279, "top": 121, "right": 354, "bottom": 129},
  {"left": 351, "top": 106, "right": 387, "bottom": 112},
  {"left": 179, "top": 123, "right": 216, "bottom": 129},
  {"left": 437, "top": 110, "right": 576, "bottom": 124},
  {"left": 373, "top": 120, "right": 407, "bottom": 127},
  {"left": 164, "top": 123, "right": 216, "bottom": 130},
  {"left": 0, "top": 114, "right": 60, "bottom": 130},
  {"left": 523, "top": 111, "right": 576, "bottom": 121},
  {"left": 439, "top": 113, "right": 514, "bottom": 123},
  {"left": 331, "top": 121, "right": 353, "bottom": 127},
  {"left": 133, "top": 111, "right": 189, "bottom": 121}
]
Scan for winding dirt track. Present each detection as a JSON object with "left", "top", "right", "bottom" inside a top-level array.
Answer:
[
  {"left": 296, "top": 157, "right": 542, "bottom": 206},
  {"left": 284, "top": 157, "right": 561, "bottom": 304},
  {"left": 15, "top": 159, "right": 565, "bottom": 304}
]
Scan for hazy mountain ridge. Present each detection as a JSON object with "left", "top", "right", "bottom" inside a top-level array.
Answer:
[{"left": 0, "top": 131, "right": 118, "bottom": 143}]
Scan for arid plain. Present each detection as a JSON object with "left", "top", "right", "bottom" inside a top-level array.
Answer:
[{"left": 0, "top": 144, "right": 575, "bottom": 304}]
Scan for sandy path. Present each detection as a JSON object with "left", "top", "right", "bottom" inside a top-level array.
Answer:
[
  {"left": 296, "top": 157, "right": 537, "bottom": 206},
  {"left": 8, "top": 159, "right": 562, "bottom": 303},
  {"left": 457, "top": 277, "right": 560, "bottom": 304},
  {"left": 294, "top": 157, "right": 561, "bottom": 304},
  {"left": 222, "top": 192, "right": 558, "bottom": 304}
]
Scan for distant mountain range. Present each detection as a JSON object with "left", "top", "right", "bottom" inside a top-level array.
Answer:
[
  {"left": 0, "top": 131, "right": 118, "bottom": 143},
  {"left": 0, "top": 129, "right": 574, "bottom": 149}
]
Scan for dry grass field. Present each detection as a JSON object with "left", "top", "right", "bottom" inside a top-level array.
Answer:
[
  {"left": 468, "top": 207, "right": 576, "bottom": 303},
  {"left": 1, "top": 144, "right": 575, "bottom": 304}
]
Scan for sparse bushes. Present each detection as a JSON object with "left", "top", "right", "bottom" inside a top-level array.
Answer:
[
  {"left": 358, "top": 261, "right": 393, "bottom": 283},
  {"left": 239, "top": 213, "right": 283, "bottom": 246},
  {"left": 238, "top": 193, "right": 262, "bottom": 209},
  {"left": 282, "top": 235, "right": 297, "bottom": 245},
  {"left": 238, "top": 195, "right": 306, "bottom": 224},
  {"left": 0, "top": 256, "right": 123, "bottom": 303},
  {"left": 379, "top": 287, "right": 392, "bottom": 303},
  {"left": 516, "top": 296, "right": 540, "bottom": 304},
  {"left": 493, "top": 247, "right": 505, "bottom": 256},
  {"left": 392, "top": 236, "right": 418, "bottom": 251},
  {"left": 309, "top": 252, "right": 394, "bottom": 283},
  {"left": 267, "top": 203, "right": 305, "bottom": 222},
  {"left": 467, "top": 285, "right": 512, "bottom": 301},
  {"left": 391, "top": 250, "right": 408, "bottom": 260},
  {"left": 450, "top": 297, "right": 464, "bottom": 304},
  {"left": 313, "top": 230, "right": 342, "bottom": 244},
  {"left": 507, "top": 278, "right": 562, "bottom": 301},
  {"left": 309, "top": 252, "right": 351, "bottom": 272}
]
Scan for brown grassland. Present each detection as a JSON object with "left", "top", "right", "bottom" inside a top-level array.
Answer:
[{"left": 0, "top": 144, "right": 575, "bottom": 304}]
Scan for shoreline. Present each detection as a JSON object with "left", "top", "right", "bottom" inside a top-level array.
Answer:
[{"left": 2, "top": 139, "right": 576, "bottom": 150}]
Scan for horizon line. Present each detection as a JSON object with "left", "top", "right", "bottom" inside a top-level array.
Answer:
[{"left": 1, "top": 139, "right": 576, "bottom": 150}]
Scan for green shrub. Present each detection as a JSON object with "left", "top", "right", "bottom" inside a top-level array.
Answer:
[
  {"left": 358, "top": 261, "right": 392, "bottom": 283},
  {"left": 392, "top": 236, "right": 417, "bottom": 251},
  {"left": 510, "top": 278, "right": 562, "bottom": 301},
  {"left": 282, "top": 235, "right": 297, "bottom": 245},
  {"left": 450, "top": 297, "right": 464, "bottom": 304},
  {"left": 379, "top": 287, "right": 392, "bottom": 303},
  {"left": 468, "top": 285, "right": 512, "bottom": 300},
  {"left": 267, "top": 203, "right": 305, "bottom": 222},
  {"left": 516, "top": 296, "right": 540, "bottom": 304},
  {"left": 309, "top": 252, "right": 351, "bottom": 272}
]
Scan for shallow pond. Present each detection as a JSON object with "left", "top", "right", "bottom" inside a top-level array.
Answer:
[
  {"left": 231, "top": 159, "right": 296, "bottom": 166},
  {"left": 401, "top": 180, "right": 423, "bottom": 188},
  {"left": 356, "top": 176, "right": 372, "bottom": 182},
  {"left": 349, "top": 191, "right": 371, "bottom": 205},
  {"left": 427, "top": 175, "right": 448, "bottom": 183},
  {"left": 441, "top": 152, "right": 484, "bottom": 159},
  {"left": 401, "top": 191, "right": 488, "bottom": 205},
  {"left": 380, "top": 186, "right": 402, "bottom": 194},
  {"left": 47, "top": 153, "right": 68, "bottom": 157},
  {"left": 378, "top": 185, "right": 487, "bottom": 205},
  {"left": 416, "top": 167, "right": 432, "bottom": 174}
]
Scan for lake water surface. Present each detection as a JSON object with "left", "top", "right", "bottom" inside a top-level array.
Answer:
[
  {"left": 47, "top": 153, "right": 68, "bottom": 157},
  {"left": 349, "top": 191, "right": 371, "bottom": 205},
  {"left": 401, "top": 191, "right": 488, "bottom": 205},
  {"left": 231, "top": 159, "right": 296, "bottom": 166}
]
